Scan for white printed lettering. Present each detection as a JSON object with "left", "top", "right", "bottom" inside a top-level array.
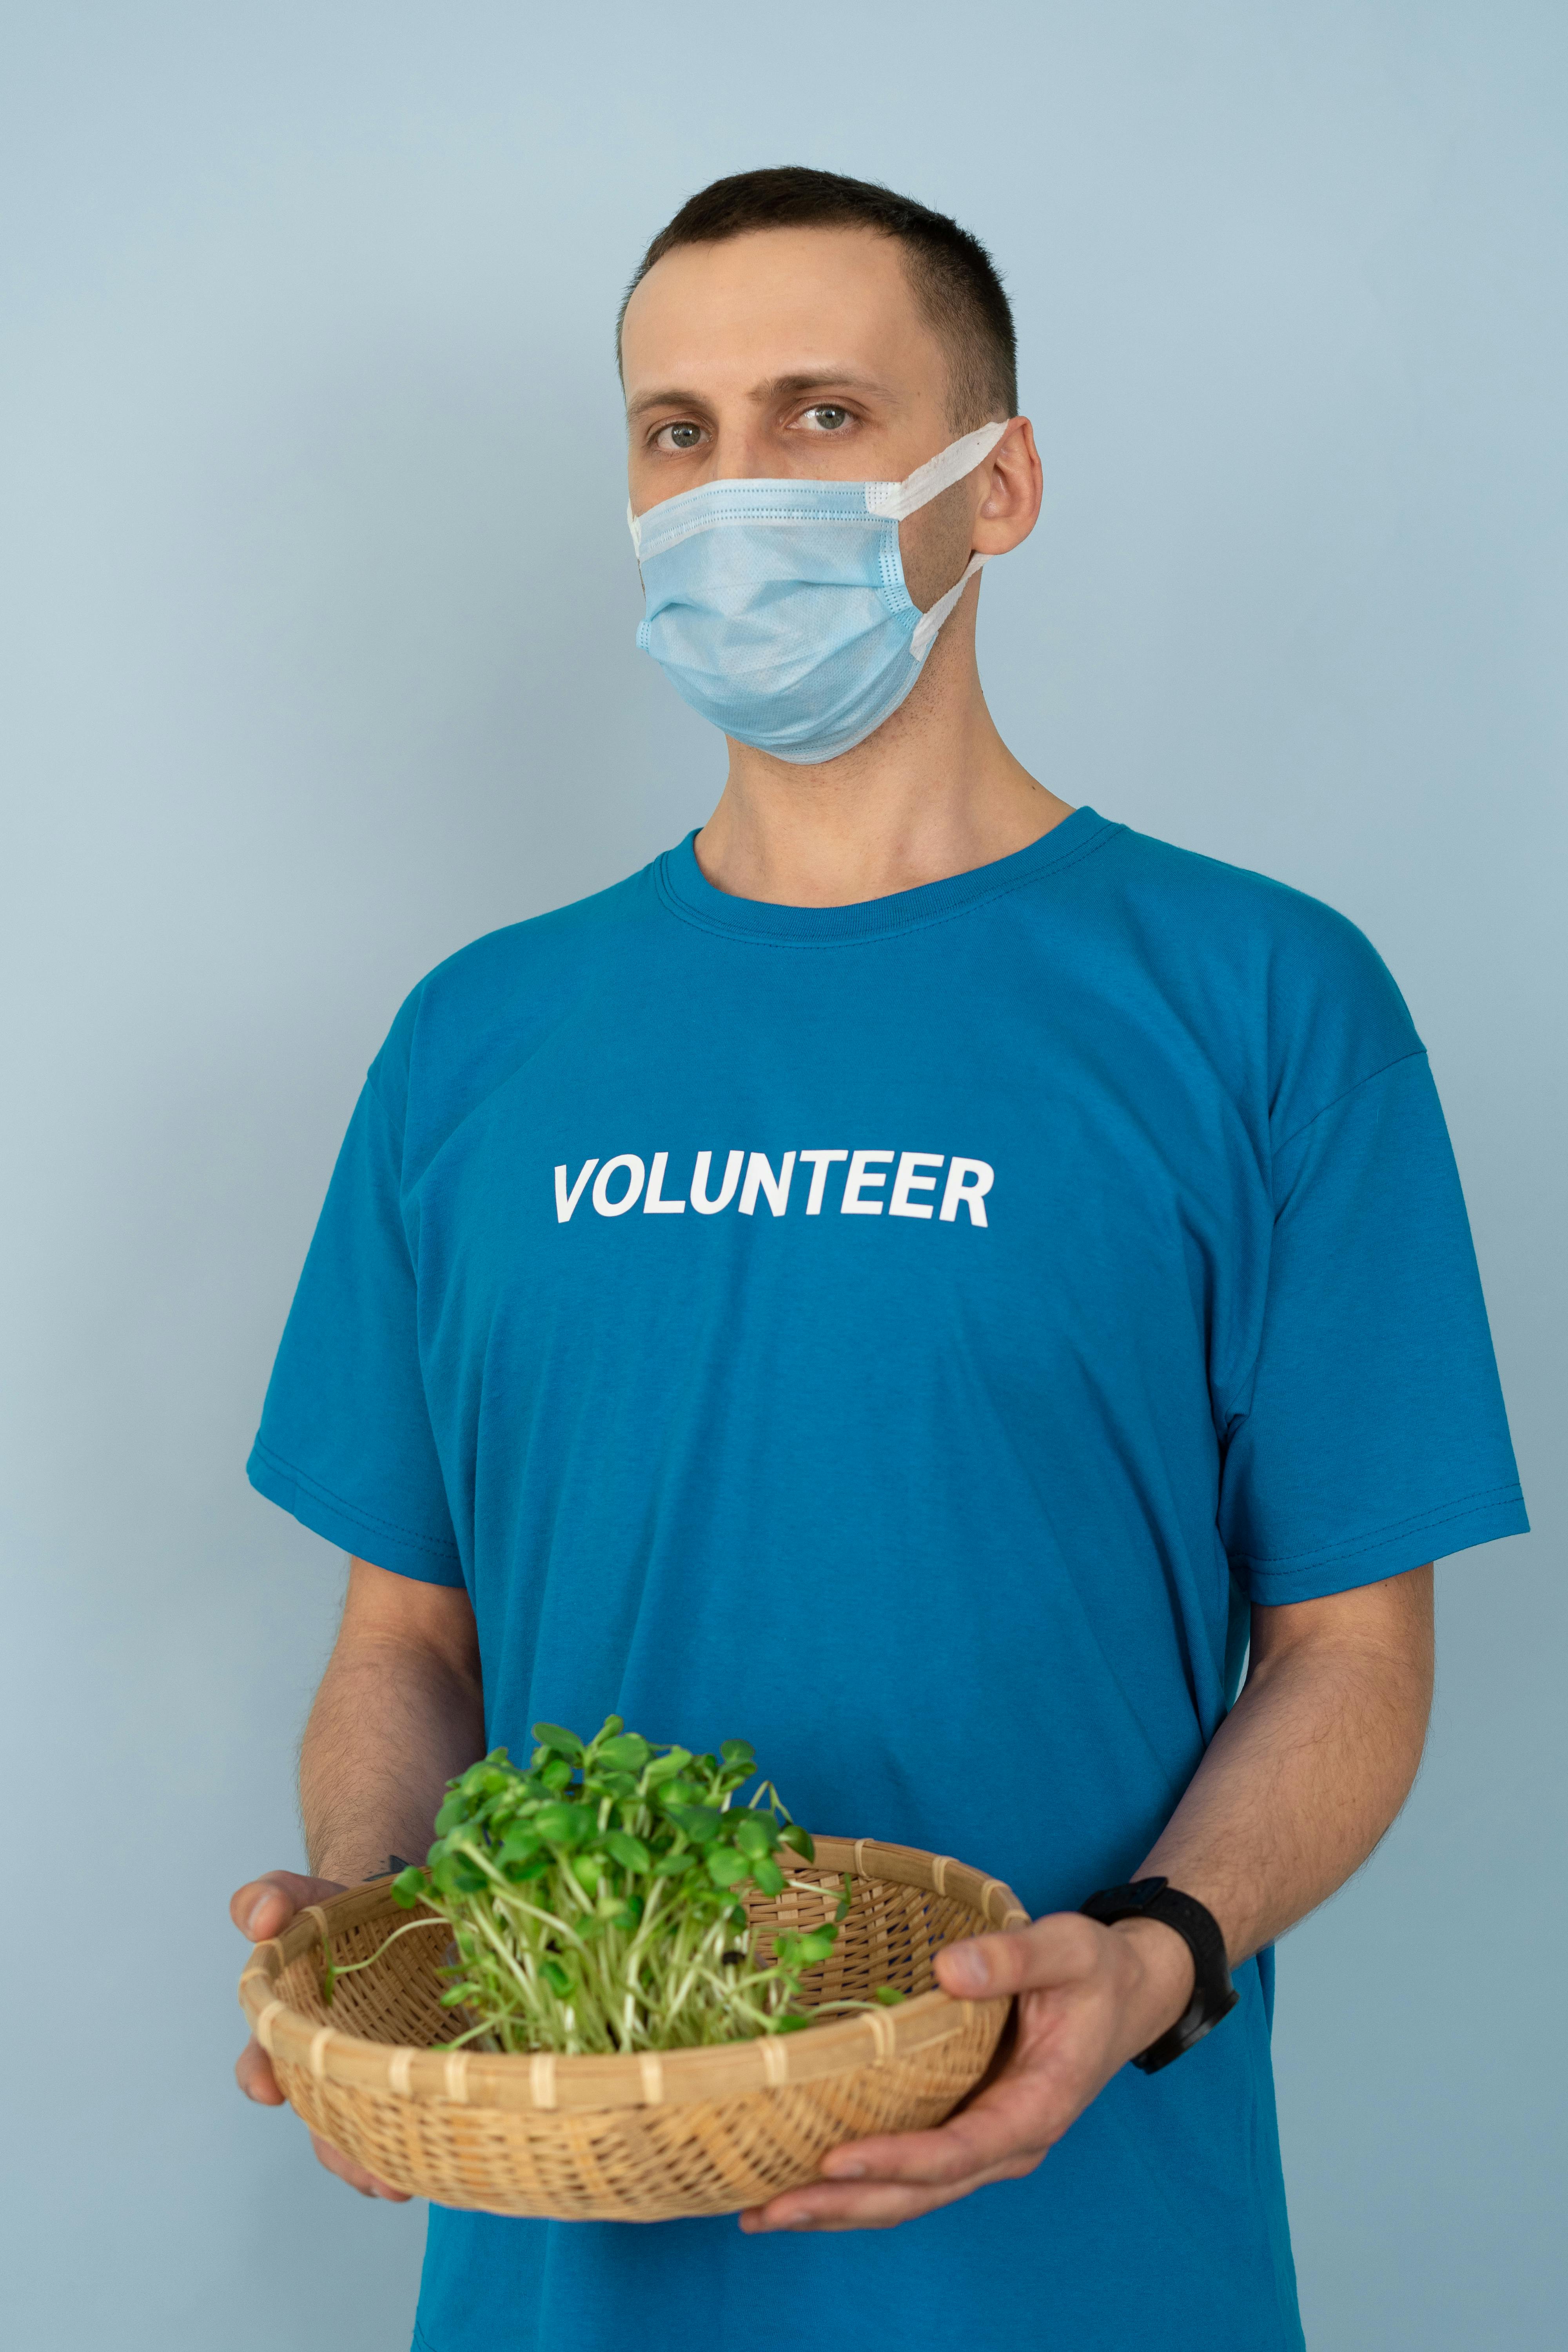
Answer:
[
  {"left": 554, "top": 1158, "right": 599, "bottom": 1223},
  {"left": 559, "top": 1148, "right": 992, "bottom": 1229},
  {"left": 798, "top": 1149, "right": 849, "bottom": 1214},
  {"left": 643, "top": 1151, "right": 686, "bottom": 1214},
  {"left": 841, "top": 1149, "right": 895, "bottom": 1214},
  {"left": 939, "top": 1158, "right": 994, "bottom": 1225},
  {"left": 740, "top": 1150, "right": 796, "bottom": 1217},
  {"left": 690, "top": 1148, "right": 744, "bottom": 1214},
  {"left": 889, "top": 1151, "right": 945, "bottom": 1219},
  {"left": 592, "top": 1154, "right": 646, "bottom": 1216}
]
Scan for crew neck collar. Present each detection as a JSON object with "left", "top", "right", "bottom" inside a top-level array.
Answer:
[{"left": 655, "top": 805, "right": 1116, "bottom": 947}]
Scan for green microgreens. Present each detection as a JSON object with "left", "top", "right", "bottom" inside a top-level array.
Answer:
[{"left": 320, "top": 1717, "right": 904, "bottom": 2054}]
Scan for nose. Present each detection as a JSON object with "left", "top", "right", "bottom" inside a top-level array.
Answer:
[{"left": 628, "top": 421, "right": 779, "bottom": 524}]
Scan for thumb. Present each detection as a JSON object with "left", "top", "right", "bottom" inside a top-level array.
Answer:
[
  {"left": 936, "top": 1911, "right": 1100, "bottom": 1998},
  {"left": 230, "top": 1869, "right": 347, "bottom": 1942}
]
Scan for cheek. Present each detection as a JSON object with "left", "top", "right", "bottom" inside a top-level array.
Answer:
[{"left": 897, "top": 486, "right": 980, "bottom": 612}]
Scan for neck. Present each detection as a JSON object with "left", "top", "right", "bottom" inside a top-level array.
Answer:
[{"left": 692, "top": 593, "right": 1073, "bottom": 907}]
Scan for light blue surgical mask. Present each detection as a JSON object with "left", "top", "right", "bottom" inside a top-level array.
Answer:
[{"left": 628, "top": 421, "right": 1009, "bottom": 764}]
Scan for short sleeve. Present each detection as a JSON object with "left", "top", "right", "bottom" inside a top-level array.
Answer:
[
  {"left": 246, "top": 1077, "right": 465, "bottom": 1586},
  {"left": 1218, "top": 1051, "right": 1528, "bottom": 1602}
]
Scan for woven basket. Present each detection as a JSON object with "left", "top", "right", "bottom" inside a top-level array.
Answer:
[{"left": 238, "top": 1834, "right": 1026, "bottom": 2221}]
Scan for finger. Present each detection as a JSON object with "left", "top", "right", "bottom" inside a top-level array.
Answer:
[
  {"left": 229, "top": 1870, "right": 344, "bottom": 1941},
  {"left": 818, "top": 2069, "right": 1067, "bottom": 2187},
  {"left": 310, "top": 2131, "right": 411, "bottom": 2202},
  {"left": 229, "top": 1873, "right": 306, "bottom": 1939},
  {"left": 234, "top": 2036, "right": 284, "bottom": 2105},
  {"left": 741, "top": 2149, "right": 1040, "bottom": 2234},
  {"left": 936, "top": 1910, "right": 1101, "bottom": 2000}
]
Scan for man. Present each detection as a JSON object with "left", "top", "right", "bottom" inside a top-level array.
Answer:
[{"left": 232, "top": 168, "right": 1526, "bottom": 2351}]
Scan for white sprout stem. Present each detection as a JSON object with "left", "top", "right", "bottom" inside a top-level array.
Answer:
[{"left": 325, "top": 1915, "right": 453, "bottom": 1980}]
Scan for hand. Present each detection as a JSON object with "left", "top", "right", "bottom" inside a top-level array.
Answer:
[
  {"left": 739, "top": 1910, "right": 1196, "bottom": 2234},
  {"left": 230, "top": 1868, "right": 412, "bottom": 2203}
]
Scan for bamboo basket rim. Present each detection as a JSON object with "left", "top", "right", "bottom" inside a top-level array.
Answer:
[{"left": 238, "top": 1834, "right": 1027, "bottom": 2114}]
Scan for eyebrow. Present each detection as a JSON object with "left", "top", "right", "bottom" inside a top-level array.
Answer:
[
  {"left": 626, "top": 370, "right": 896, "bottom": 420},
  {"left": 763, "top": 371, "right": 894, "bottom": 402}
]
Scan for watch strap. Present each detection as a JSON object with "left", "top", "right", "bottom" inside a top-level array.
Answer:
[{"left": 1078, "top": 1877, "right": 1239, "bottom": 2073}]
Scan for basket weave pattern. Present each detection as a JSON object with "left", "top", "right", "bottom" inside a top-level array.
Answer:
[{"left": 238, "top": 1835, "right": 1025, "bottom": 2220}]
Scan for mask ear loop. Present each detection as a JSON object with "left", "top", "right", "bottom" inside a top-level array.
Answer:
[
  {"left": 863, "top": 419, "right": 1009, "bottom": 521},
  {"left": 910, "top": 551, "right": 989, "bottom": 662},
  {"left": 865, "top": 419, "right": 1010, "bottom": 662}
]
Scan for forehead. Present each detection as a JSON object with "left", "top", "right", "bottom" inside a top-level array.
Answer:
[{"left": 620, "top": 226, "right": 944, "bottom": 400}]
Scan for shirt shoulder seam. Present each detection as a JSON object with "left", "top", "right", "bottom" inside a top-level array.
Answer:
[
  {"left": 362, "top": 1062, "right": 403, "bottom": 1131},
  {"left": 1273, "top": 1047, "right": 1428, "bottom": 1156}
]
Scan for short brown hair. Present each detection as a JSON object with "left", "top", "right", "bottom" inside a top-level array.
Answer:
[{"left": 619, "top": 165, "right": 1017, "bottom": 428}]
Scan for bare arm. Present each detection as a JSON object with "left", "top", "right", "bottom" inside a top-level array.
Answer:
[
  {"left": 230, "top": 1557, "right": 486, "bottom": 2199},
  {"left": 297, "top": 1555, "right": 486, "bottom": 1881},
  {"left": 745, "top": 1564, "right": 1434, "bottom": 2234},
  {"left": 1135, "top": 1564, "right": 1434, "bottom": 1964}
]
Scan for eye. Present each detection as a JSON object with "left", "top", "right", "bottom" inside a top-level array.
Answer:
[
  {"left": 800, "top": 405, "right": 851, "bottom": 432},
  {"left": 653, "top": 421, "right": 706, "bottom": 453}
]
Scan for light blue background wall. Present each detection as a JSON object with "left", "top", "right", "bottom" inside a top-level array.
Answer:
[{"left": 2, "top": 4, "right": 1562, "bottom": 2344}]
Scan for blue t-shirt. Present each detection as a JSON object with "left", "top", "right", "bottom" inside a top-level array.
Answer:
[{"left": 249, "top": 808, "right": 1526, "bottom": 2352}]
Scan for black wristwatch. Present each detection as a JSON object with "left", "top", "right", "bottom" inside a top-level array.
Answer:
[
  {"left": 1078, "top": 1877, "right": 1238, "bottom": 2073},
  {"left": 361, "top": 1855, "right": 414, "bottom": 1882}
]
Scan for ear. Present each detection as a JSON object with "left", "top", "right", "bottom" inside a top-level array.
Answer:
[{"left": 971, "top": 417, "right": 1043, "bottom": 557}]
